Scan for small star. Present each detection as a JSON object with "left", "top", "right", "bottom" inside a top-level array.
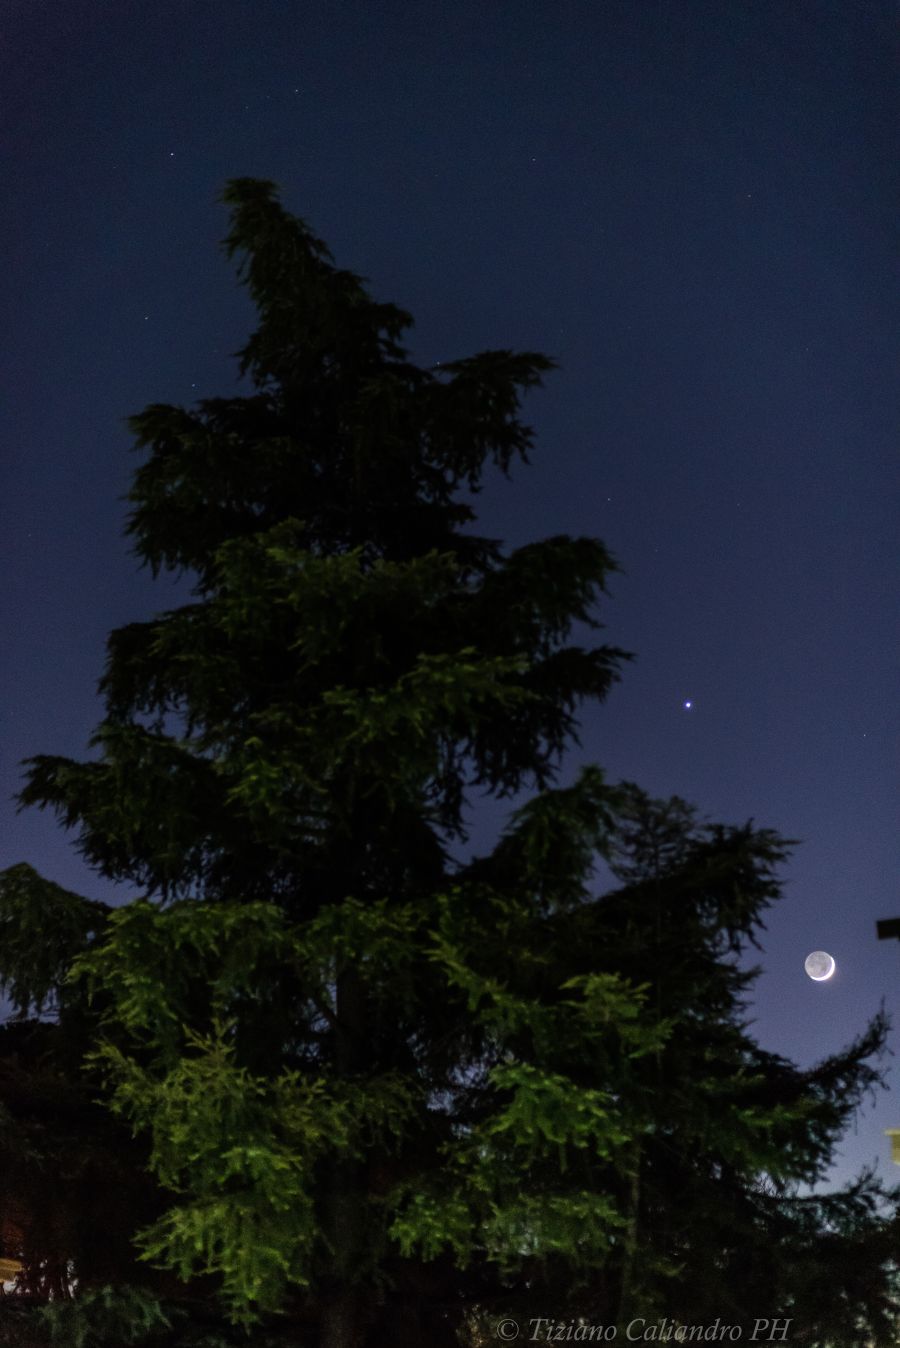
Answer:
[
  {"left": 143, "top": 315, "right": 149, "bottom": 321},
  {"left": 683, "top": 700, "right": 693, "bottom": 710},
  {"left": 169, "top": 152, "right": 175, "bottom": 158}
]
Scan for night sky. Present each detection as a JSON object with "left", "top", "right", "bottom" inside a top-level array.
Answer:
[{"left": 3, "top": 2, "right": 897, "bottom": 1189}]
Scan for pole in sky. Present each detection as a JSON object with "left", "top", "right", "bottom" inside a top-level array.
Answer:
[{"left": 876, "top": 919, "right": 900, "bottom": 1162}]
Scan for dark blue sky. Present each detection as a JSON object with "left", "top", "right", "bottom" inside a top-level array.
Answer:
[{"left": 3, "top": 1, "right": 897, "bottom": 1187}]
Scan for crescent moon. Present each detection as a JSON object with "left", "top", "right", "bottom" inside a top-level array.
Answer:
[{"left": 804, "top": 950, "right": 835, "bottom": 981}]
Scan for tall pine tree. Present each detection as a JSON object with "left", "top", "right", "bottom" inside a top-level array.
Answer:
[{"left": 2, "top": 180, "right": 898, "bottom": 1348}]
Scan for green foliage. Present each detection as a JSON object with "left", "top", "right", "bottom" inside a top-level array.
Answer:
[
  {"left": 37, "top": 1286, "right": 172, "bottom": 1348},
  {"left": 34, "top": 1284, "right": 288, "bottom": 1348},
  {"left": 0, "top": 864, "right": 109, "bottom": 1016},
  {"left": 70, "top": 899, "right": 293, "bottom": 1052}
]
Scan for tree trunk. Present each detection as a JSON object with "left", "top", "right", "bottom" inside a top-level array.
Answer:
[
  {"left": 616, "top": 1143, "right": 641, "bottom": 1324},
  {"left": 321, "top": 1287, "right": 366, "bottom": 1348},
  {"left": 321, "top": 966, "right": 368, "bottom": 1348}
]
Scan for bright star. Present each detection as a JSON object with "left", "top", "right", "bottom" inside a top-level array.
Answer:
[{"left": 683, "top": 700, "right": 693, "bottom": 710}]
